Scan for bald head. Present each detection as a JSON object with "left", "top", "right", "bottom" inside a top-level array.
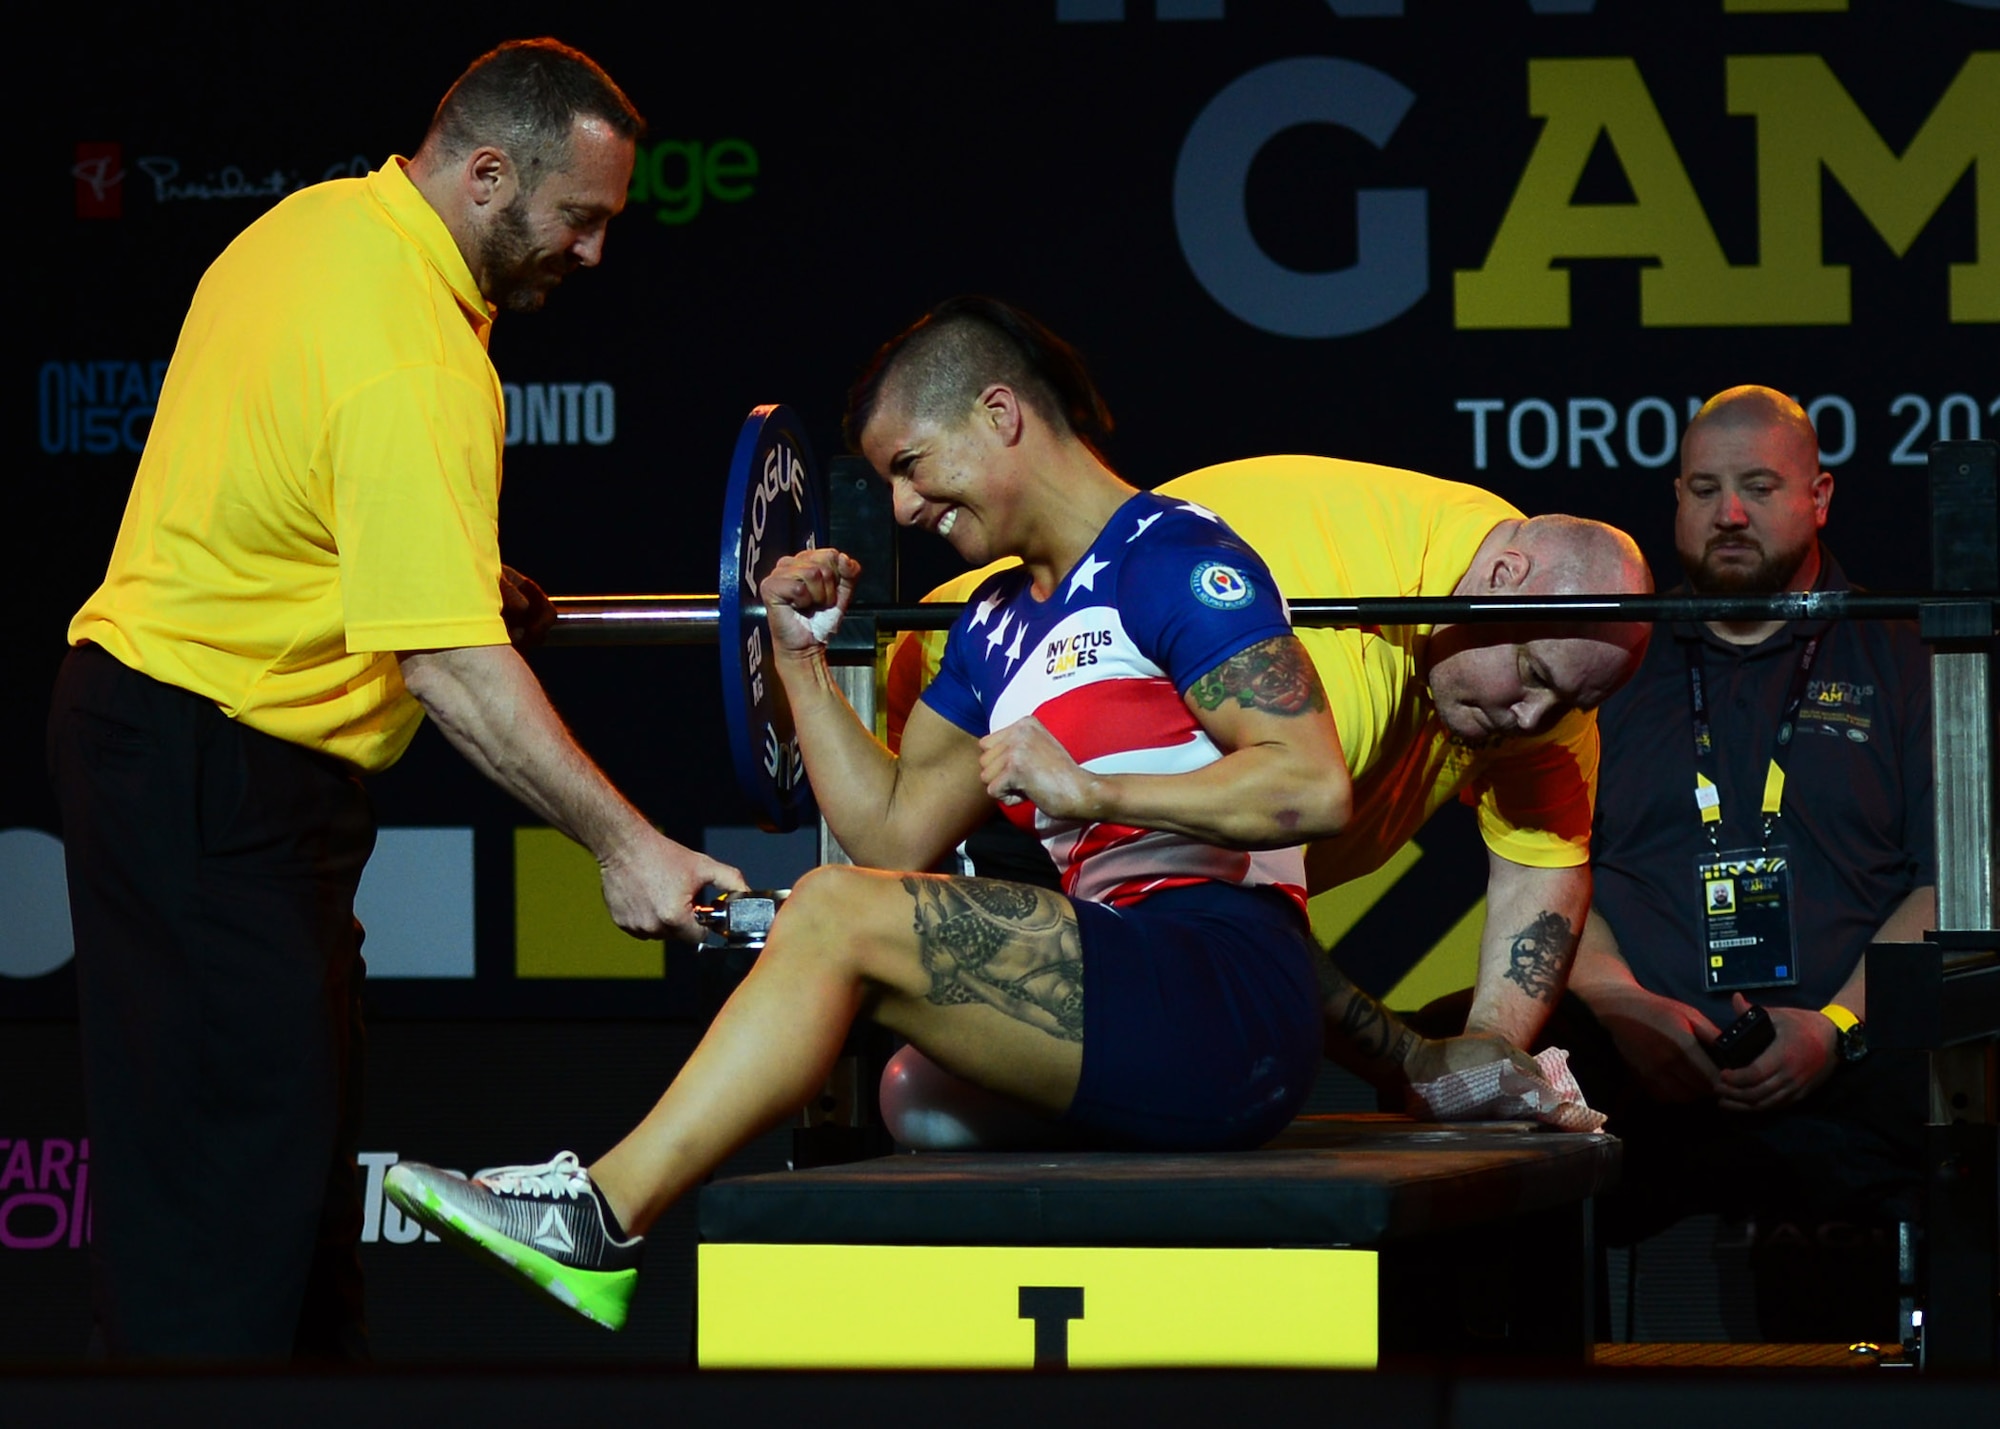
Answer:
[
  {"left": 1517, "top": 513, "right": 1654, "bottom": 695},
  {"left": 1682, "top": 386, "right": 1818, "bottom": 479},
  {"left": 1515, "top": 515, "right": 1651, "bottom": 597},
  {"left": 1428, "top": 514, "right": 1652, "bottom": 742},
  {"left": 1675, "top": 384, "right": 1831, "bottom": 597}
]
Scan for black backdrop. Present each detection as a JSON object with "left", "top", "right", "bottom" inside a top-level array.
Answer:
[{"left": 2, "top": 0, "right": 1993, "bottom": 1356}]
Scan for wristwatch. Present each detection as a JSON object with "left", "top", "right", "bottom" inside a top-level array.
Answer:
[{"left": 1820, "top": 1002, "right": 1869, "bottom": 1063}]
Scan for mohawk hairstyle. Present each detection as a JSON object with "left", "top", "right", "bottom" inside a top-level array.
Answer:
[{"left": 844, "top": 296, "right": 1114, "bottom": 457}]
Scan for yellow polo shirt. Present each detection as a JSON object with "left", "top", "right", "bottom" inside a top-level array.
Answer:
[
  {"left": 70, "top": 158, "right": 508, "bottom": 772},
  {"left": 884, "top": 456, "right": 1598, "bottom": 894}
]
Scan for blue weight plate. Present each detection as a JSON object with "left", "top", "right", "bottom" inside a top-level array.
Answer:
[{"left": 718, "top": 404, "right": 824, "bottom": 832}]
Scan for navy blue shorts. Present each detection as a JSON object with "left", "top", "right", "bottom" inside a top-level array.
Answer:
[{"left": 1060, "top": 882, "right": 1322, "bottom": 1151}]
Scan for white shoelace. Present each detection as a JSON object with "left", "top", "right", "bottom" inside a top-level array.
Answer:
[{"left": 474, "top": 1151, "right": 588, "bottom": 1199}]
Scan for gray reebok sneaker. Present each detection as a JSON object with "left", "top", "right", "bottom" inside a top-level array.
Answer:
[{"left": 385, "top": 1151, "right": 642, "bottom": 1330}]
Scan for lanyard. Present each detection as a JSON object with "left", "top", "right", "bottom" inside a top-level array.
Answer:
[{"left": 1684, "top": 633, "right": 1820, "bottom": 849}]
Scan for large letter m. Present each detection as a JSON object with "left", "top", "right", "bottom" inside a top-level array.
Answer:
[{"left": 1731, "top": 51, "right": 1997, "bottom": 324}]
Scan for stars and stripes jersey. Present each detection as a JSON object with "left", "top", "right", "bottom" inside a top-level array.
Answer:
[
  {"left": 891, "top": 457, "right": 1601, "bottom": 907},
  {"left": 920, "top": 491, "right": 1309, "bottom": 912}
]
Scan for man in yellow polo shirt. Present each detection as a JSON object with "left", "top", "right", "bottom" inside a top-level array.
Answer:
[
  {"left": 47, "top": 39, "right": 742, "bottom": 1358},
  {"left": 886, "top": 456, "right": 1651, "bottom": 1099}
]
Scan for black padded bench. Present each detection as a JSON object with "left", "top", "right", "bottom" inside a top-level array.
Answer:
[{"left": 695, "top": 1115, "right": 1619, "bottom": 1369}]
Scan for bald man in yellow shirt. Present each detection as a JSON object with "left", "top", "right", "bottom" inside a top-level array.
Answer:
[
  {"left": 48, "top": 40, "right": 741, "bottom": 1359},
  {"left": 886, "top": 456, "right": 1650, "bottom": 1101}
]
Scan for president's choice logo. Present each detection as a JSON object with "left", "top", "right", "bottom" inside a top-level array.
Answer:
[
  {"left": 1191, "top": 562, "right": 1253, "bottom": 609},
  {"left": 72, "top": 142, "right": 374, "bottom": 219},
  {"left": 73, "top": 143, "right": 123, "bottom": 218}
]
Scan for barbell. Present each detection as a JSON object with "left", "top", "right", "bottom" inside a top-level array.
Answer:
[{"left": 544, "top": 405, "right": 1995, "bottom": 832}]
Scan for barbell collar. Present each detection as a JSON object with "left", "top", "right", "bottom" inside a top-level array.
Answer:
[{"left": 548, "top": 589, "right": 1971, "bottom": 646}]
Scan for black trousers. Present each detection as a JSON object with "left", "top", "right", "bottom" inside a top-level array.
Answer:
[{"left": 47, "top": 644, "right": 374, "bottom": 1359}]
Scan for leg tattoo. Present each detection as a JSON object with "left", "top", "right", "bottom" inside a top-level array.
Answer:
[
  {"left": 1502, "top": 910, "right": 1573, "bottom": 1004},
  {"left": 901, "top": 877, "right": 1085, "bottom": 1044}
]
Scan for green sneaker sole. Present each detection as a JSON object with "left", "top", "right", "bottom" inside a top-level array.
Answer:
[{"left": 385, "top": 1170, "right": 637, "bottom": 1331}]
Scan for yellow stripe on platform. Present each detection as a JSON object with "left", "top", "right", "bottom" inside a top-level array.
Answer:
[
  {"left": 697, "top": 1243, "right": 1377, "bottom": 1369},
  {"left": 513, "top": 826, "right": 663, "bottom": 979}
]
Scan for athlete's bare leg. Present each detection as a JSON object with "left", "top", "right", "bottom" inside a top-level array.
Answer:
[{"left": 587, "top": 863, "right": 1085, "bottom": 1233}]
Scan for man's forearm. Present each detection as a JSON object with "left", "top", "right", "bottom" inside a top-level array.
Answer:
[
  {"left": 1317, "top": 952, "right": 1420, "bottom": 1090},
  {"left": 1565, "top": 906, "right": 1642, "bottom": 1000},
  {"left": 1467, "top": 857, "right": 1591, "bottom": 1046},
  {"left": 399, "top": 643, "right": 653, "bottom": 859}
]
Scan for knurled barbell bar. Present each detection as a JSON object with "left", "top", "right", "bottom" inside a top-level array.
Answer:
[{"left": 549, "top": 589, "right": 1953, "bottom": 642}]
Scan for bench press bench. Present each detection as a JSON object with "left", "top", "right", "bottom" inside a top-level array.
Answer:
[{"left": 695, "top": 1115, "right": 1619, "bottom": 1369}]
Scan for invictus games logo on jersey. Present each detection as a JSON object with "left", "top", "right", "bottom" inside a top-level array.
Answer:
[
  {"left": 1191, "top": 562, "right": 1253, "bottom": 609},
  {"left": 1803, "top": 679, "right": 1875, "bottom": 741},
  {"left": 1046, "top": 629, "right": 1115, "bottom": 678},
  {"left": 1808, "top": 679, "right": 1873, "bottom": 708}
]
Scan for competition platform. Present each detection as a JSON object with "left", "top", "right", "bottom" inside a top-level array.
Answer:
[{"left": 696, "top": 1116, "right": 1616, "bottom": 1369}]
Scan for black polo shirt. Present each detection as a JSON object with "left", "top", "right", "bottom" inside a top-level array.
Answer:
[{"left": 1590, "top": 546, "right": 1934, "bottom": 1013}]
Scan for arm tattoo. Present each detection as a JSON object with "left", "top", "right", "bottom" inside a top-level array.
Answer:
[
  {"left": 1318, "top": 951, "right": 1418, "bottom": 1079},
  {"left": 1187, "top": 635, "right": 1329, "bottom": 716},
  {"left": 1336, "top": 990, "right": 1416, "bottom": 1066},
  {"left": 1502, "top": 910, "right": 1574, "bottom": 1004},
  {"left": 901, "top": 876, "right": 1085, "bottom": 1044}
]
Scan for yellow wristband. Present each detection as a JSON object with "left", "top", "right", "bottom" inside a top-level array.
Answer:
[{"left": 1819, "top": 1003, "right": 1860, "bottom": 1034}]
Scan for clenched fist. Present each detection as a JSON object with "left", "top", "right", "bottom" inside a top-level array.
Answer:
[
  {"left": 979, "top": 715, "right": 1099, "bottom": 819},
  {"left": 760, "top": 549, "right": 862, "bottom": 657}
]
